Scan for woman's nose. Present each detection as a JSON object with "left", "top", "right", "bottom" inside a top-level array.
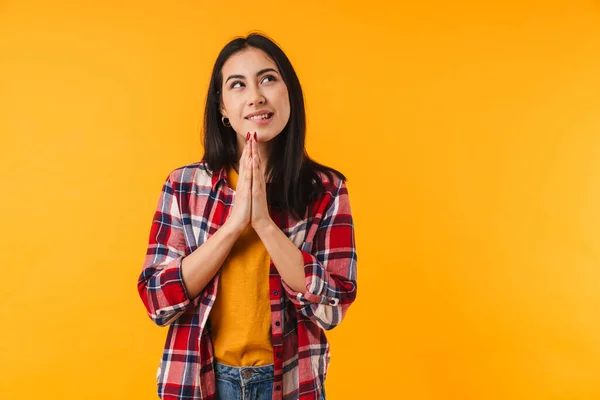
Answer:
[
  {"left": 248, "top": 89, "right": 266, "bottom": 106},
  {"left": 249, "top": 97, "right": 265, "bottom": 106}
]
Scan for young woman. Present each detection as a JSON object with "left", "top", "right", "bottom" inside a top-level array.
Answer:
[{"left": 137, "top": 33, "right": 358, "bottom": 400}]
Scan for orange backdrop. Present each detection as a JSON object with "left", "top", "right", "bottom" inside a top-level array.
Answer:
[{"left": 1, "top": 1, "right": 600, "bottom": 399}]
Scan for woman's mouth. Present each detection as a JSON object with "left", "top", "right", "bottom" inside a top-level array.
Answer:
[{"left": 245, "top": 112, "right": 274, "bottom": 125}]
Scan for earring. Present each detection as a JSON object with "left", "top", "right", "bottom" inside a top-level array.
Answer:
[{"left": 221, "top": 116, "right": 231, "bottom": 127}]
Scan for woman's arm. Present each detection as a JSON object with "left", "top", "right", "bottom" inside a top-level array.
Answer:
[
  {"left": 255, "top": 178, "right": 358, "bottom": 331},
  {"left": 253, "top": 220, "right": 307, "bottom": 293},
  {"left": 137, "top": 172, "right": 243, "bottom": 327},
  {"left": 180, "top": 221, "right": 242, "bottom": 298}
]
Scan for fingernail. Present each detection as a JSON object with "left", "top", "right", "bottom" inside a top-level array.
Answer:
[
  {"left": 254, "top": 132, "right": 257, "bottom": 141},
  {"left": 246, "top": 132, "right": 250, "bottom": 141}
]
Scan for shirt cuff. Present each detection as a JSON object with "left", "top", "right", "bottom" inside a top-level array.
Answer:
[{"left": 281, "top": 250, "right": 340, "bottom": 308}]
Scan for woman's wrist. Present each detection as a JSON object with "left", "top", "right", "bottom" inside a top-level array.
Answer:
[{"left": 222, "top": 219, "right": 246, "bottom": 238}]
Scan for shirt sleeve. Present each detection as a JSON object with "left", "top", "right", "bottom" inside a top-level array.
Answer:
[
  {"left": 281, "top": 178, "right": 358, "bottom": 330},
  {"left": 137, "top": 171, "right": 192, "bottom": 326}
]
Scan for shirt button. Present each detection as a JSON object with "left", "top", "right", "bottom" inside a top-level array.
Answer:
[
  {"left": 275, "top": 385, "right": 281, "bottom": 391},
  {"left": 275, "top": 321, "right": 280, "bottom": 327},
  {"left": 277, "top": 353, "right": 282, "bottom": 358},
  {"left": 273, "top": 290, "right": 279, "bottom": 296},
  {"left": 329, "top": 299, "right": 335, "bottom": 305}
]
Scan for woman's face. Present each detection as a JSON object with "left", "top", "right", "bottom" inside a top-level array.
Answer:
[{"left": 220, "top": 47, "right": 291, "bottom": 144}]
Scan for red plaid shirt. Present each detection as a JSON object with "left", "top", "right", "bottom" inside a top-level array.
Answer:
[{"left": 137, "top": 161, "right": 358, "bottom": 399}]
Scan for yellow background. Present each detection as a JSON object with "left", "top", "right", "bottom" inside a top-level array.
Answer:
[{"left": 1, "top": 0, "right": 600, "bottom": 399}]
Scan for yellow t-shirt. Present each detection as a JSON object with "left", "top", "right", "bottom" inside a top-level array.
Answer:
[{"left": 209, "top": 165, "right": 274, "bottom": 366}]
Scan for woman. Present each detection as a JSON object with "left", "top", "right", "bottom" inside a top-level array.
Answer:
[{"left": 137, "top": 33, "right": 358, "bottom": 400}]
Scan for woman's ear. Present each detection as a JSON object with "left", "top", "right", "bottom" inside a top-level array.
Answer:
[{"left": 220, "top": 106, "right": 228, "bottom": 118}]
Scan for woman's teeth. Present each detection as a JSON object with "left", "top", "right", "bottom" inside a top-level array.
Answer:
[{"left": 248, "top": 113, "right": 271, "bottom": 120}]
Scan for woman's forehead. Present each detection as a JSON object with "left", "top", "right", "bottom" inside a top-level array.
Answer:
[{"left": 222, "top": 48, "right": 278, "bottom": 75}]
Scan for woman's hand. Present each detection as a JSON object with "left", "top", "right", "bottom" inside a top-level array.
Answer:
[
  {"left": 225, "top": 132, "right": 253, "bottom": 233},
  {"left": 250, "top": 133, "right": 272, "bottom": 231}
]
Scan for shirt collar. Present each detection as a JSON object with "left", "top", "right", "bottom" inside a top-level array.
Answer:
[{"left": 210, "top": 165, "right": 228, "bottom": 192}]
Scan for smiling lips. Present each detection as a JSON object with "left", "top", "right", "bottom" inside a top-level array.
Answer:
[
  {"left": 246, "top": 112, "right": 274, "bottom": 124},
  {"left": 246, "top": 111, "right": 273, "bottom": 120}
]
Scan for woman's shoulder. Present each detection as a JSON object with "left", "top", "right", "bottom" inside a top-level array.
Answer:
[
  {"left": 164, "top": 160, "right": 215, "bottom": 187},
  {"left": 310, "top": 164, "right": 348, "bottom": 197}
]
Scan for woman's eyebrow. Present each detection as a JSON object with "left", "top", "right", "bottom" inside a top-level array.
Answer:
[{"left": 225, "top": 68, "right": 279, "bottom": 83}]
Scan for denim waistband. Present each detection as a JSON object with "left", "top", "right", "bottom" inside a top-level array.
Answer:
[{"left": 214, "top": 361, "right": 275, "bottom": 385}]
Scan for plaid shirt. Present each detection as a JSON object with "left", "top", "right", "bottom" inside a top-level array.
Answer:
[{"left": 137, "top": 161, "right": 358, "bottom": 400}]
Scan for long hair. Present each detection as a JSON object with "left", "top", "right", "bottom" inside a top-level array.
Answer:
[{"left": 201, "top": 32, "right": 346, "bottom": 220}]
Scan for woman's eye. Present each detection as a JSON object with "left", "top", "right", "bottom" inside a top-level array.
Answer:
[{"left": 229, "top": 75, "right": 276, "bottom": 89}]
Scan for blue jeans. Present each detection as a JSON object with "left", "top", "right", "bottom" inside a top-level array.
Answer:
[{"left": 214, "top": 361, "right": 326, "bottom": 399}]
